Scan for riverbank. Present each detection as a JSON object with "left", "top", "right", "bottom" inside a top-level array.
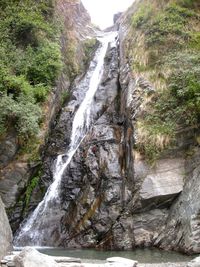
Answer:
[{"left": 0, "top": 248, "right": 191, "bottom": 267}]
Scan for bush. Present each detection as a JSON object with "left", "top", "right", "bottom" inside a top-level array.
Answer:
[
  {"left": 145, "top": 4, "right": 193, "bottom": 46},
  {"left": 26, "top": 42, "right": 62, "bottom": 86},
  {"left": 131, "top": 5, "right": 153, "bottom": 28},
  {"left": 0, "top": 94, "right": 42, "bottom": 138},
  {"left": 136, "top": 118, "right": 176, "bottom": 163},
  {"left": 83, "top": 38, "right": 97, "bottom": 66},
  {"left": 0, "top": 0, "right": 62, "bottom": 140}
]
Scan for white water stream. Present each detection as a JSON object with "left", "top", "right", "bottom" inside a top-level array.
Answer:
[{"left": 15, "top": 32, "right": 118, "bottom": 246}]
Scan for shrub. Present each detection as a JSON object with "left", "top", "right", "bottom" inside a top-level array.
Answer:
[
  {"left": 145, "top": 4, "right": 192, "bottom": 46},
  {"left": 83, "top": 38, "right": 97, "bottom": 66},
  {"left": 0, "top": 0, "right": 62, "bottom": 140},
  {"left": 26, "top": 41, "right": 62, "bottom": 86},
  {"left": 25, "top": 175, "right": 40, "bottom": 208},
  {"left": 131, "top": 5, "right": 153, "bottom": 28},
  {"left": 0, "top": 94, "right": 42, "bottom": 139},
  {"left": 136, "top": 118, "right": 176, "bottom": 163}
]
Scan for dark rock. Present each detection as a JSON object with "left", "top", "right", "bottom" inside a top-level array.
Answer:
[
  {"left": 154, "top": 149, "right": 200, "bottom": 254},
  {"left": 0, "top": 163, "right": 29, "bottom": 208},
  {"left": 0, "top": 130, "right": 18, "bottom": 168},
  {"left": 113, "top": 13, "right": 123, "bottom": 24},
  {"left": 0, "top": 196, "right": 12, "bottom": 260}
]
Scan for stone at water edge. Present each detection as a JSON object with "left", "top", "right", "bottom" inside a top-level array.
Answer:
[
  {"left": 187, "top": 256, "right": 200, "bottom": 267},
  {"left": 54, "top": 257, "right": 81, "bottom": 263},
  {"left": 0, "top": 197, "right": 13, "bottom": 261},
  {"left": 105, "top": 257, "right": 138, "bottom": 267},
  {"left": 13, "top": 247, "right": 58, "bottom": 267}
]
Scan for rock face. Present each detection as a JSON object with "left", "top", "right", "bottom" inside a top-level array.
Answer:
[
  {"left": 113, "top": 13, "right": 122, "bottom": 24},
  {"left": 16, "top": 21, "right": 186, "bottom": 250},
  {"left": 0, "top": 196, "right": 12, "bottom": 260},
  {"left": 116, "top": 0, "right": 200, "bottom": 254},
  {"left": 139, "top": 159, "right": 184, "bottom": 206},
  {"left": 2, "top": 0, "right": 200, "bottom": 256},
  {"left": 154, "top": 149, "right": 200, "bottom": 254},
  {"left": 0, "top": 0, "right": 95, "bottom": 234}
]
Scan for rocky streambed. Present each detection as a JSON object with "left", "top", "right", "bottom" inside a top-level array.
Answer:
[{"left": 1, "top": 247, "right": 195, "bottom": 267}]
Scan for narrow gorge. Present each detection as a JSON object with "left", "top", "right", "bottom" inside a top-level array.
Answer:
[{"left": 0, "top": 0, "right": 200, "bottom": 262}]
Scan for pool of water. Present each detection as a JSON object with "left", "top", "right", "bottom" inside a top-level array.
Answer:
[{"left": 29, "top": 248, "right": 195, "bottom": 263}]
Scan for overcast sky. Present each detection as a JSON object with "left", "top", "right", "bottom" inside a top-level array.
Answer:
[{"left": 82, "top": 0, "right": 135, "bottom": 29}]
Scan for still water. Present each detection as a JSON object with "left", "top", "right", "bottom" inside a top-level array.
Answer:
[{"left": 36, "top": 248, "right": 194, "bottom": 263}]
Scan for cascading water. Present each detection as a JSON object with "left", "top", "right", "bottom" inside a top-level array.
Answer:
[{"left": 14, "top": 31, "right": 118, "bottom": 247}]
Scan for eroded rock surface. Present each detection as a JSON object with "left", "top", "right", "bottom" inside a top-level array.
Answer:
[
  {"left": 154, "top": 149, "right": 200, "bottom": 254},
  {"left": 140, "top": 159, "right": 184, "bottom": 205},
  {"left": 0, "top": 197, "right": 12, "bottom": 260}
]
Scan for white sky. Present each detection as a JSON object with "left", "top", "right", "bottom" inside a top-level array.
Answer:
[{"left": 82, "top": 0, "right": 135, "bottom": 29}]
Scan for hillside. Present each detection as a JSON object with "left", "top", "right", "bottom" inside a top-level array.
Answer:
[
  {"left": 121, "top": 0, "right": 200, "bottom": 163},
  {"left": 118, "top": 0, "right": 200, "bottom": 254}
]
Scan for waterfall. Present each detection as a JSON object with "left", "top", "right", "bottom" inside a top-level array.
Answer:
[{"left": 14, "top": 31, "right": 118, "bottom": 247}]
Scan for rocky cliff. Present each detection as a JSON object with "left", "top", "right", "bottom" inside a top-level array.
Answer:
[
  {"left": 117, "top": 0, "right": 200, "bottom": 254},
  {"left": 1, "top": 0, "right": 200, "bottom": 256},
  {"left": 0, "top": 196, "right": 12, "bottom": 260},
  {"left": 0, "top": 0, "right": 95, "bottom": 232}
]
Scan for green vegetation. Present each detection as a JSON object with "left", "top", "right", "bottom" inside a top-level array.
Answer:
[
  {"left": 61, "top": 91, "right": 70, "bottom": 106},
  {"left": 24, "top": 175, "right": 40, "bottom": 209},
  {"left": 83, "top": 38, "right": 98, "bottom": 66},
  {"left": 63, "top": 39, "right": 80, "bottom": 81},
  {"left": 131, "top": 4, "right": 153, "bottom": 28},
  {"left": 0, "top": 0, "right": 62, "bottom": 140},
  {"left": 63, "top": 37, "right": 97, "bottom": 80},
  {"left": 0, "top": 94, "right": 41, "bottom": 138},
  {"left": 130, "top": 0, "right": 200, "bottom": 162}
]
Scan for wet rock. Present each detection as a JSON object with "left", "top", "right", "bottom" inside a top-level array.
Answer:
[{"left": 0, "top": 197, "right": 12, "bottom": 260}]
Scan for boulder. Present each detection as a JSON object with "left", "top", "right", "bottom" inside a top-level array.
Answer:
[
  {"left": 106, "top": 257, "right": 138, "bottom": 267},
  {"left": 13, "top": 247, "right": 58, "bottom": 267},
  {"left": 0, "top": 196, "right": 12, "bottom": 260},
  {"left": 187, "top": 256, "right": 200, "bottom": 267}
]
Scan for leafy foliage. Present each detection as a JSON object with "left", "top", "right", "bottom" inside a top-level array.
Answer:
[
  {"left": 130, "top": 0, "right": 200, "bottom": 162},
  {"left": 0, "top": 94, "right": 41, "bottom": 138},
  {"left": 0, "top": 0, "right": 62, "bottom": 140},
  {"left": 25, "top": 175, "right": 40, "bottom": 209},
  {"left": 83, "top": 38, "right": 98, "bottom": 66}
]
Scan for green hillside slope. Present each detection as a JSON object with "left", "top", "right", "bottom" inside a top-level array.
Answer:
[{"left": 127, "top": 0, "right": 200, "bottom": 162}]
